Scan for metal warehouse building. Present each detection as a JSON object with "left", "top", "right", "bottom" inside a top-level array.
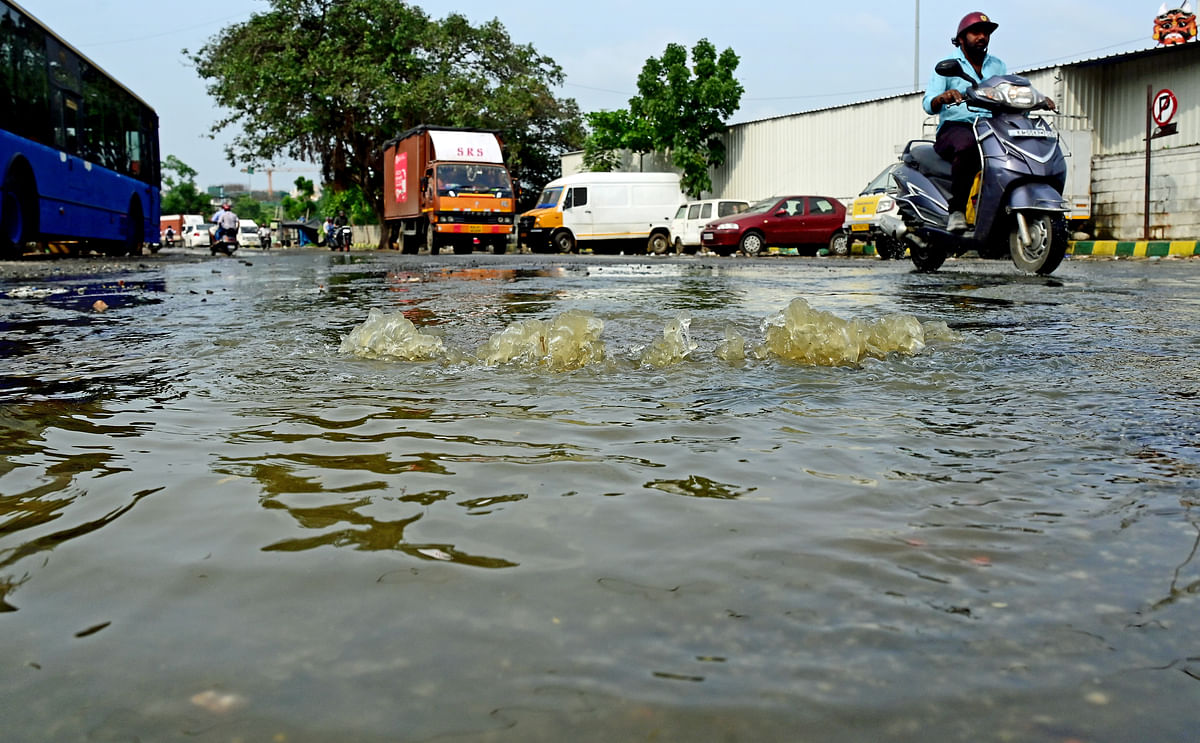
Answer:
[{"left": 563, "top": 42, "right": 1199, "bottom": 241}]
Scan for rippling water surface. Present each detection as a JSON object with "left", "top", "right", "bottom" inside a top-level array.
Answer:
[{"left": 2, "top": 252, "right": 1199, "bottom": 742}]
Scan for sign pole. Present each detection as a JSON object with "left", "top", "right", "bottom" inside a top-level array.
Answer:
[{"left": 1145, "top": 85, "right": 1151, "bottom": 241}]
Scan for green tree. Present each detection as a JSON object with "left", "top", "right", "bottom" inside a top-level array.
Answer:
[
  {"left": 160, "top": 155, "right": 212, "bottom": 214},
  {"left": 584, "top": 39, "right": 743, "bottom": 197},
  {"left": 279, "top": 176, "right": 316, "bottom": 221},
  {"left": 189, "top": 0, "right": 583, "bottom": 244}
]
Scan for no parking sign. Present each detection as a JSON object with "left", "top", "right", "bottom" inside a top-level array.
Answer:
[{"left": 1153, "top": 88, "right": 1178, "bottom": 127}]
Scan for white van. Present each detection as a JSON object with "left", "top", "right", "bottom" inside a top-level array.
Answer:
[
  {"left": 518, "top": 172, "right": 685, "bottom": 254},
  {"left": 238, "top": 219, "right": 261, "bottom": 247},
  {"left": 670, "top": 199, "right": 750, "bottom": 253}
]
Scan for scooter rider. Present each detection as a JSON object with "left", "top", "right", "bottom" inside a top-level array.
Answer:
[
  {"left": 924, "top": 12, "right": 1057, "bottom": 234},
  {"left": 923, "top": 12, "right": 1007, "bottom": 233},
  {"left": 211, "top": 202, "right": 240, "bottom": 243}
]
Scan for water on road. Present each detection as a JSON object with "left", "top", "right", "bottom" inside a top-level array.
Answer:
[{"left": 2, "top": 251, "right": 1198, "bottom": 742}]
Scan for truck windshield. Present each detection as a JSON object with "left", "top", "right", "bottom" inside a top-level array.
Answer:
[
  {"left": 535, "top": 187, "right": 563, "bottom": 209},
  {"left": 434, "top": 164, "right": 513, "bottom": 198}
]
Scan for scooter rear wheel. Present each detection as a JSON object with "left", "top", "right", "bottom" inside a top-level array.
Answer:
[{"left": 908, "top": 238, "right": 945, "bottom": 272}]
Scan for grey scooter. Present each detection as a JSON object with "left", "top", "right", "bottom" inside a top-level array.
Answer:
[{"left": 879, "top": 59, "right": 1070, "bottom": 274}]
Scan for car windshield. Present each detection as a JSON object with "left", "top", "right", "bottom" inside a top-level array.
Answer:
[
  {"left": 535, "top": 187, "right": 563, "bottom": 209},
  {"left": 741, "top": 197, "right": 781, "bottom": 215},
  {"left": 240, "top": 225, "right": 256, "bottom": 233}
]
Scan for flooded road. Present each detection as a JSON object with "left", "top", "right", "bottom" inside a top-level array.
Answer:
[{"left": 2, "top": 250, "right": 1198, "bottom": 742}]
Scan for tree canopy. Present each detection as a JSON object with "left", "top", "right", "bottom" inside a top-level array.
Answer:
[
  {"left": 189, "top": 0, "right": 584, "bottom": 239},
  {"left": 583, "top": 39, "right": 743, "bottom": 198},
  {"left": 160, "top": 155, "right": 212, "bottom": 215}
]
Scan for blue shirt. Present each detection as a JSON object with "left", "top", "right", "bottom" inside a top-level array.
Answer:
[{"left": 922, "top": 47, "right": 1007, "bottom": 129}]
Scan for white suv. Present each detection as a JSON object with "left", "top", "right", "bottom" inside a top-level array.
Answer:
[{"left": 670, "top": 199, "right": 749, "bottom": 254}]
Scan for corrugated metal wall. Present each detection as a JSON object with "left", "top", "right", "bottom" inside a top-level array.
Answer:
[{"left": 562, "top": 43, "right": 1199, "bottom": 237}]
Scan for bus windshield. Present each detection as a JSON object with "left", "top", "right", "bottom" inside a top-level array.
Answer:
[{"left": 1, "top": 0, "right": 161, "bottom": 255}]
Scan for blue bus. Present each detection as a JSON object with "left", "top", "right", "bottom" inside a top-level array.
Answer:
[{"left": 1, "top": 0, "right": 160, "bottom": 257}]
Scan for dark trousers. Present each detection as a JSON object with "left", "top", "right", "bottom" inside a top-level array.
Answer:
[{"left": 933, "top": 121, "right": 981, "bottom": 214}]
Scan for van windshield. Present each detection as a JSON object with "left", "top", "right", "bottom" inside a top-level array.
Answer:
[
  {"left": 535, "top": 187, "right": 563, "bottom": 209},
  {"left": 434, "top": 164, "right": 513, "bottom": 198}
]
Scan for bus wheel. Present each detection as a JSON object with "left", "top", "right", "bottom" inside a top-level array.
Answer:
[
  {"left": 1, "top": 168, "right": 37, "bottom": 257},
  {"left": 124, "top": 198, "right": 144, "bottom": 256}
]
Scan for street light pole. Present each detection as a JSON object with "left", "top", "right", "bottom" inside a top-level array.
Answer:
[{"left": 914, "top": 0, "right": 921, "bottom": 90}]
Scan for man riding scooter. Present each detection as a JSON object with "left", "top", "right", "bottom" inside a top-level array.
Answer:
[{"left": 925, "top": 12, "right": 1056, "bottom": 234}]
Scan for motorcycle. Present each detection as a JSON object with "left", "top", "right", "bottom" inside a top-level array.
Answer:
[
  {"left": 330, "top": 224, "right": 352, "bottom": 252},
  {"left": 211, "top": 227, "right": 239, "bottom": 256},
  {"left": 878, "top": 59, "right": 1070, "bottom": 275}
]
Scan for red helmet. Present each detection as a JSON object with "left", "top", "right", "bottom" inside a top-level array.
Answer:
[{"left": 956, "top": 11, "right": 998, "bottom": 37}]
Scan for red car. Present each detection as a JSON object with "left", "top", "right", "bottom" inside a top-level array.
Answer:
[{"left": 700, "top": 195, "right": 846, "bottom": 257}]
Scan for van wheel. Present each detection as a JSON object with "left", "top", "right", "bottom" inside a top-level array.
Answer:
[
  {"left": 673, "top": 237, "right": 684, "bottom": 255},
  {"left": 552, "top": 229, "right": 575, "bottom": 254},
  {"left": 739, "top": 231, "right": 764, "bottom": 256},
  {"left": 648, "top": 232, "right": 670, "bottom": 255}
]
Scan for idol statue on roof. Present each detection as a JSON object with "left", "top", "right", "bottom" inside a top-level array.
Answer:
[{"left": 1154, "top": 2, "right": 1197, "bottom": 45}]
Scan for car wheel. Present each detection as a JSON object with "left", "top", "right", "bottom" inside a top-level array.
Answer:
[
  {"left": 739, "top": 231, "right": 764, "bottom": 257},
  {"left": 828, "top": 231, "right": 849, "bottom": 256}
]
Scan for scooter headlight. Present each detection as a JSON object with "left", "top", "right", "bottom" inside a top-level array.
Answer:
[{"left": 977, "top": 81, "right": 1041, "bottom": 110}]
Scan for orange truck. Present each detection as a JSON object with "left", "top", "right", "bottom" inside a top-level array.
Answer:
[{"left": 382, "top": 126, "right": 515, "bottom": 254}]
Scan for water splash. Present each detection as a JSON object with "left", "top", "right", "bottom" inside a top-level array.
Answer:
[
  {"left": 640, "top": 314, "right": 697, "bottom": 368},
  {"left": 477, "top": 309, "right": 606, "bottom": 371},
  {"left": 337, "top": 309, "right": 446, "bottom": 361},
  {"left": 339, "top": 299, "right": 958, "bottom": 371}
]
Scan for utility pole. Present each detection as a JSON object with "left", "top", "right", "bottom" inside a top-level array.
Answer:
[{"left": 914, "top": 0, "right": 921, "bottom": 90}]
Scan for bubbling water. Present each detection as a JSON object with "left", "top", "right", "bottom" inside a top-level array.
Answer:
[{"left": 338, "top": 298, "right": 960, "bottom": 371}]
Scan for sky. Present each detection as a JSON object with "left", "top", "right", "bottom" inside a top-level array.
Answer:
[{"left": 17, "top": 0, "right": 1165, "bottom": 191}]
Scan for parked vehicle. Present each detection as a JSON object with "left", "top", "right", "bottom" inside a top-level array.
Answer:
[
  {"left": 700, "top": 195, "right": 846, "bottom": 257},
  {"left": 519, "top": 172, "right": 684, "bottom": 255},
  {"left": 183, "top": 223, "right": 214, "bottom": 249},
  {"left": 670, "top": 199, "right": 750, "bottom": 253},
  {"left": 382, "top": 126, "right": 515, "bottom": 254},
  {"left": 238, "top": 219, "right": 261, "bottom": 248},
  {"left": 833, "top": 164, "right": 906, "bottom": 260},
  {"left": 878, "top": 60, "right": 1070, "bottom": 274}
]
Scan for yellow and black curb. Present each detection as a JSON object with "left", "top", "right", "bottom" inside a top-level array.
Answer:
[{"left": 1068, "top": 240, "right": 1200, "bottom": 258}]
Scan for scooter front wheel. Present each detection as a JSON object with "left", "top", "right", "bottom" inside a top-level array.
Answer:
[{"left": 1010, "top": 212, "right": 1068, "bottom": 275}]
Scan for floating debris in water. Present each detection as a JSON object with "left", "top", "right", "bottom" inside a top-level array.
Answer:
[
  {"left": 92, "top": 299, "right": 109, "bottom": 313},
  {"left": 339, "top": 298, "right": 958, "bottom": 370},
  {"left": 190, "top": 689, "right": 247, "bottom": 714},
  {"left": 5, "top": 286, "right": 69, "bottom": 299}
]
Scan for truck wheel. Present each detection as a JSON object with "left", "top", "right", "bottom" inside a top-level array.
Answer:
[
  {"left": 492, "top": 237, "right": 508, "bottom": 255},
  {"left": 648, "top": 232, "right": 670, "bottom": 255},
  {"left": 552, "top": 229, "right": 575, "bottom": 254},
  {"left": 426, "top": 226, "right": 440, "bottom": 255}
]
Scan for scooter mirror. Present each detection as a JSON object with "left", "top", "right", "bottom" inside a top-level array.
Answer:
[{"left": 935, "top": 59, "right": 971, "bottom": 81}]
